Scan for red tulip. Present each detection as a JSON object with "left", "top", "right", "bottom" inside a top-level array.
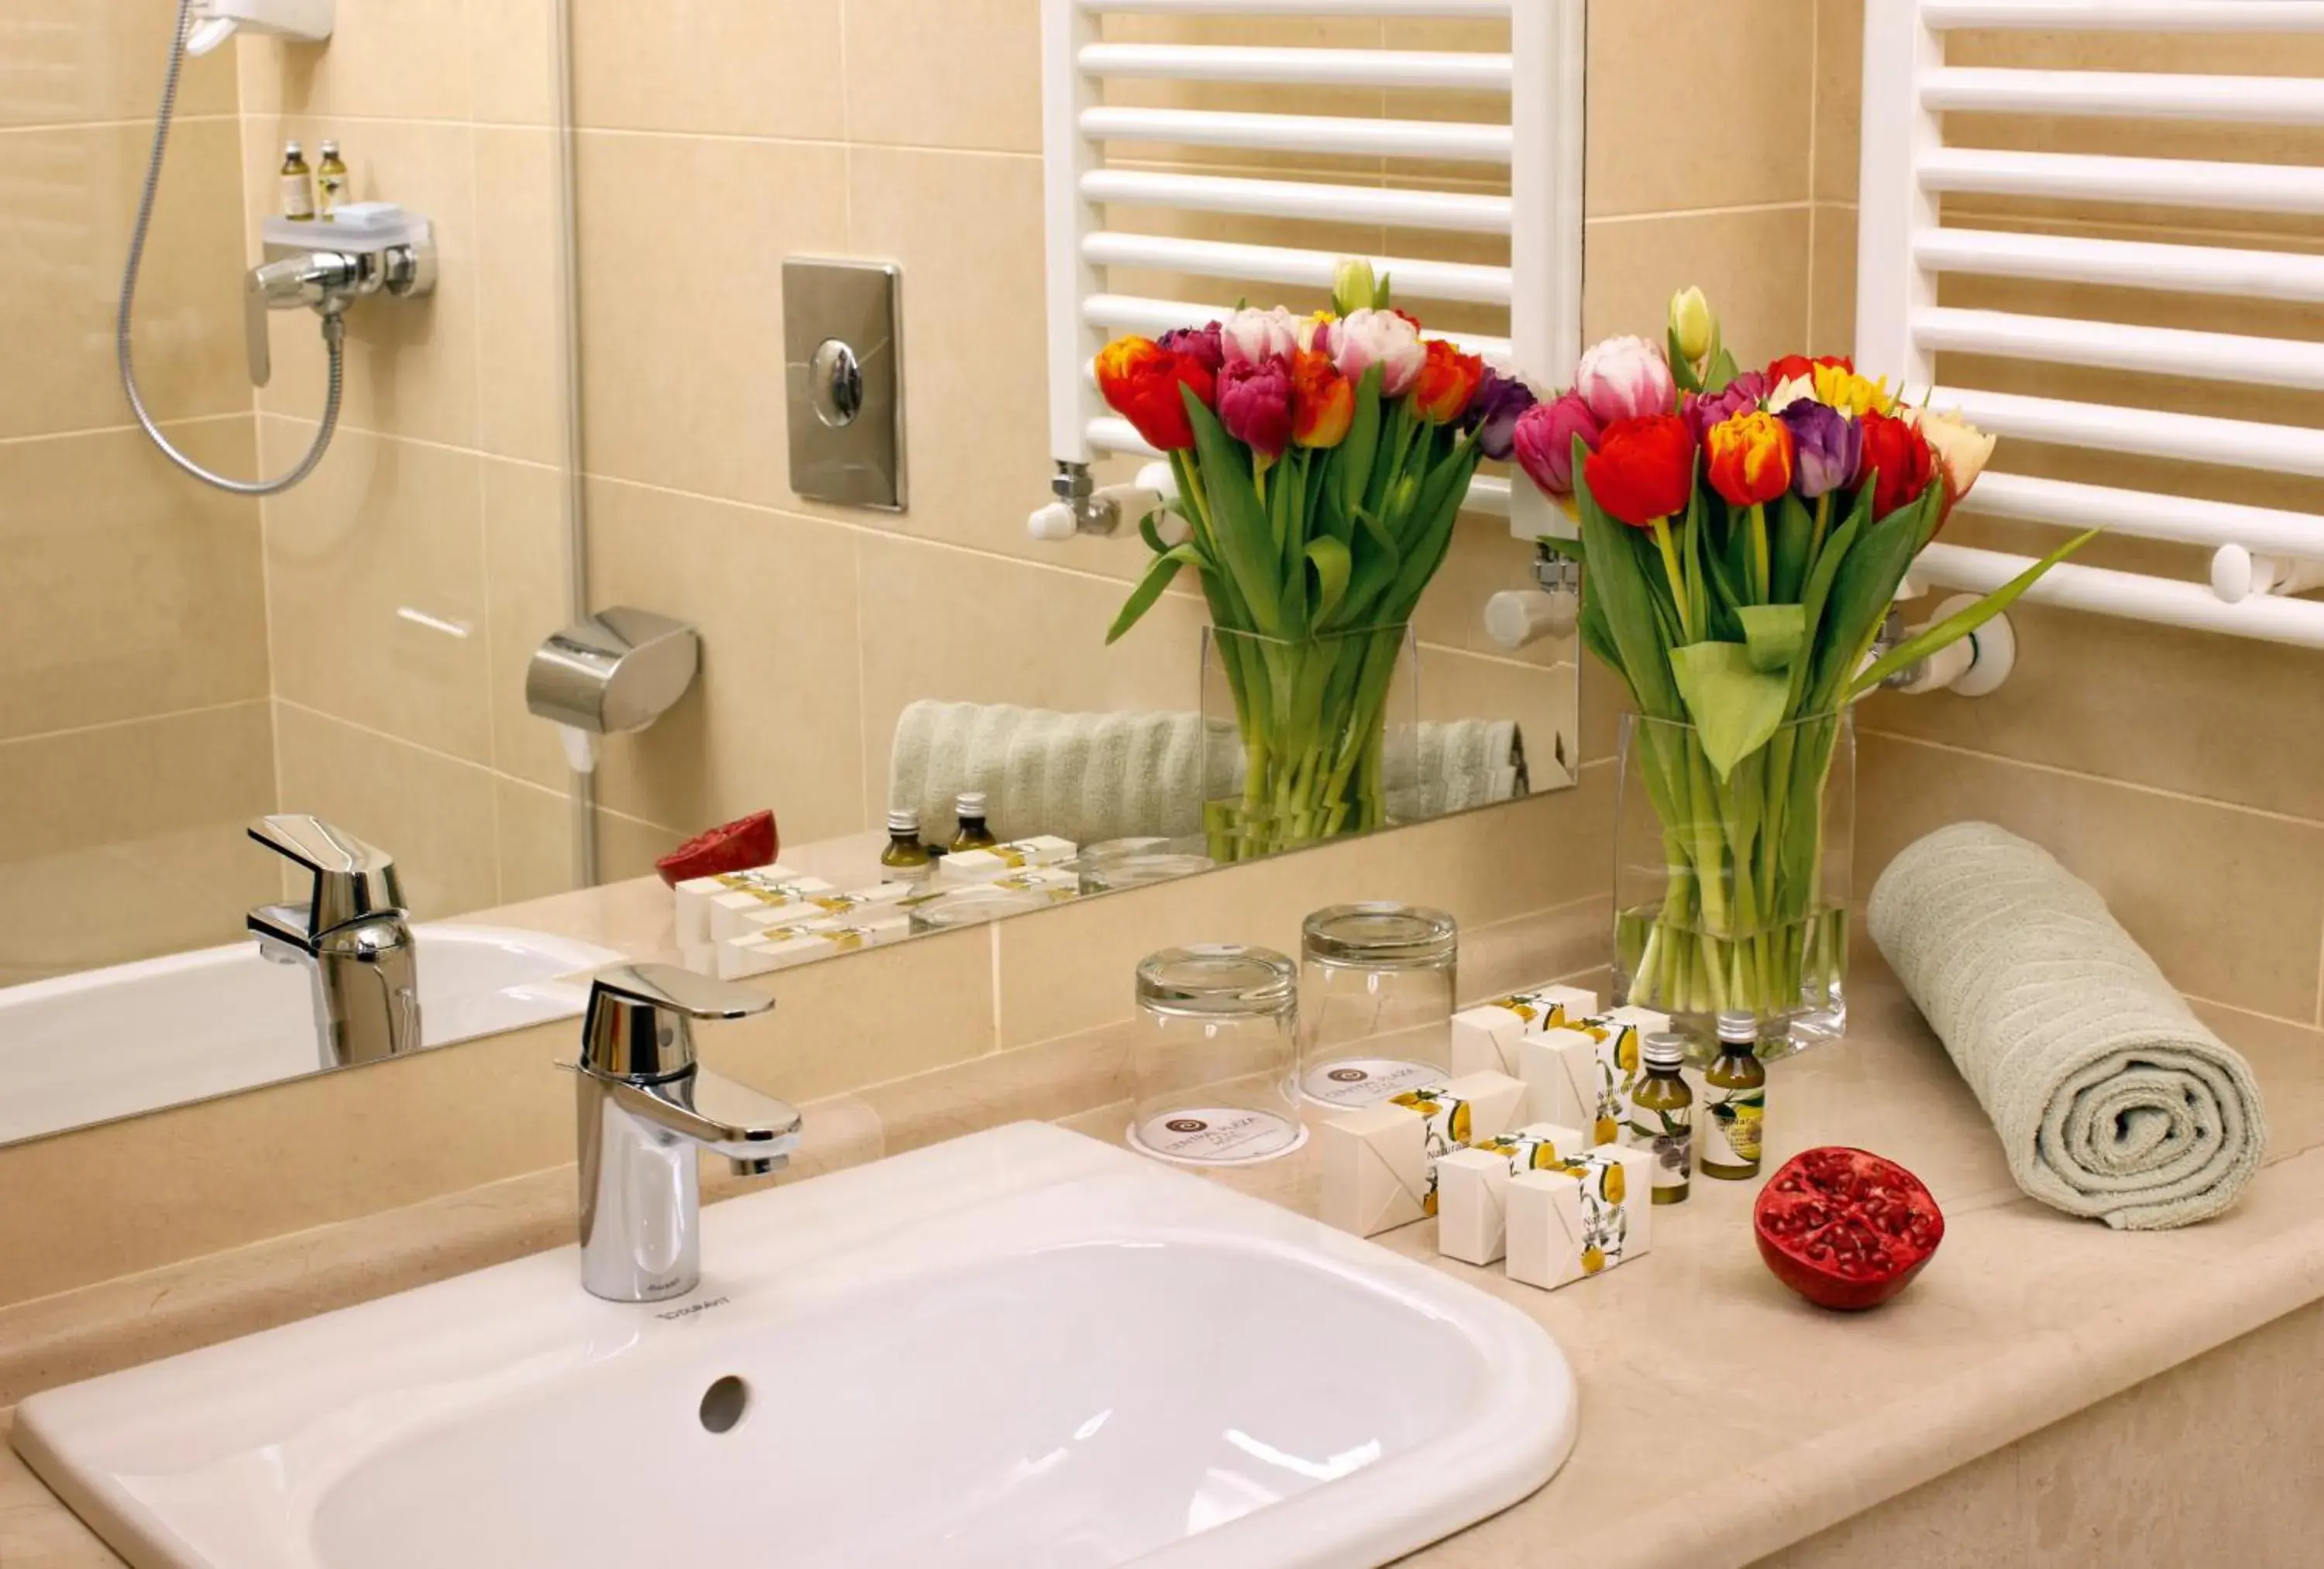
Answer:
[
  {"left": 1288, "top": 348, "right": 1354, "bottom": 449},
  {"left": 1411, "top": 338, "right": 1487, "bottom": 424},
  {"left": 1096, "top": 336, "right": 1217, "bottom": 453},
  {"left": 1583, "top": 414, "right": 1697, "bottom": 527},
  {"left": 1217, "top": 356, "right": 1292, "bottom": 459},
  {"left": 1704, "top": 410, "right": 1796, "bottom": 507},
  {"left": 1766, "top": 352, "right": 1853, "bottom": 386},
  {"left": 1856, "top": 410, "right": 1936, "bottom": 518}
]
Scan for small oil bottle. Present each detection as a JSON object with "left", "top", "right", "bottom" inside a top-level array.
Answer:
[
  {"left": 1700, "top": 1009, "right": 1767, "bottom": 1180},
  {"left": 279, "top": 141, "right": 315, "bottom": 221},
  {"left": 950, "top": 791, "right": 998, "bottom": 853},
  {"left": 1629, "top": 1032, "right": 1693, "bottom": 1204},
  {"left": 315, "top": 139, "right": 349, "bottom": 221},
  {"left": 879, "top": 808, "right": 934, "bottom": 883}
]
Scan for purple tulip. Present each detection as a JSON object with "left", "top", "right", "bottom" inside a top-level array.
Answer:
[
  {"left": 1462, "top": 369, "right": 1538, "bottom": 462},
  {"left": 1158, "top": 322, "right": 1224, "bottom": 374},
  {"left": 1779, "top": 399, "right": 1863, "bottom": 500},
  {"left": 1217, "top": 356, "right": 1292, "bottom": 458},
  {"left": 1511, "top": 392, "right": 1603, "bottom": 498},
  {"left": 1683, "top": 369, "right": 1769, "bottom": 440}
]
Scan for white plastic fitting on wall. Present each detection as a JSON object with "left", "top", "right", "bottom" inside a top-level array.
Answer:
[{"left": 1857, "top": 2, "right": 2324, "bottom": 650}]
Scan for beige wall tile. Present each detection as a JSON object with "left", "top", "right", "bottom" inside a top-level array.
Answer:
[
  {"left": 481, "top": 457, "right": 573, "bottom": 789},
  {"left": 573, "top": 130, "right": 848, "bottom": 507},
  {"left": 1813, "top": 0, "right": 1863, "bottom": 205},
  {"left": 572, "top": 0, "right": 843, "bottom": 137},
  {"left": 992, "top": 764, "right": 1614, "bottom": 1046},
  {"left": 273, "top": 701, "right": 501, "bottom": 920},
  {"left": 1864, "top": 605, "right": 2324, "bottom": 826},
  {"left": 853, "top": 531, "right": 1212, "bottom": 826},
  {"left": 1585, "top": 205, "right": 1816, "bottom": 370},
  {"left": 0, "top": 703, "right": 277, "bottom": 985},
  {"left": 493, "top": 774, "right": 578, "bottom": 905},
  {"left": 261, "top": 422, "right": 493, "bottom": 762},
  {"left": 844, "top": 0, "right": 1042, "bottom": 154},
  {"left": 1807, "top": 202, "right": 1857, "bottom": 359},
  {"left": 595, "top": 807, "right": 679, "bottom": 882},
  {"left": 473, "top": 127, "right": 570, "bottom": 466},
  {"left": 466, "top": 0, "right": 561, "bottom": 127},
  {"left": 582, "top": 480, "right": 866, "bottom": 845},
  {"left": 0, "top": 421, "right": 267, "bottom": 740},
  {"left": 246, "top": 117, "right": 482, "bottom": 450},
  {"left": 1587, "top": 0, "right": 1815, "bottom": 218},
  {"left": 2, "top": 1, "right": 239, "bottom": 126},
  {"left": 1, "top": 117, "right": 248, "bottom": 438},
  {"left": 236, "top": 0, "right": 470, "bottom": 121},
  {"left": 1856, "top": 733, "right": 2324, "bottom": 1021}
]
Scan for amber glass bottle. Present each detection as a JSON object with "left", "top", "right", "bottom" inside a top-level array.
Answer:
[
  {"left": 950, "top": 791, "right": 998, "bottom": 853},
  {"left": 1700, "top": 1009, "right": 1767, "bottom": 1180},
  {"left": 1629, "top": 1032, "right": 1693, "bottom": 1204},
  {"left": 879, "top": 808, "right": 933, "bottom": 882}
]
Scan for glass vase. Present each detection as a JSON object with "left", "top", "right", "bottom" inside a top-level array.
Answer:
[
  {"left": 1611, "top": 709, "right": 1854, "bottom": 1059},
  {"left": 1198, "top": 623, "right": 1418, "bottom": 864}
]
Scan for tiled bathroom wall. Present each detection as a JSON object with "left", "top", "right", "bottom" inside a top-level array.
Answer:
[
  {"left": 1811, "top": 2, "right": 2324, "bottom": 1028},
  {"left": 0, "top": 5, "right": 277, "bottom": 984}
]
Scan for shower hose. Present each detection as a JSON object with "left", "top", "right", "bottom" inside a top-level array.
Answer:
[{"left": 119, "top": 0, "right": 343, "bottom": 496}]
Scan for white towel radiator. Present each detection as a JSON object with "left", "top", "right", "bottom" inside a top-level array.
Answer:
[
  {"left": 1858, "top": 0, "right": 2324, "bottom": 649},
  {"left": 1034, "top": 0, "right": 1585, "bottom": 545}
]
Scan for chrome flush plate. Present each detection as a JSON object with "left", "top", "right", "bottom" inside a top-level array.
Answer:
[{"left": 782, "top": 258, "right": 905, "bottom": 511}]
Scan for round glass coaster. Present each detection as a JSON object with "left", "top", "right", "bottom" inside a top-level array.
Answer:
[{"left": 1126, "top": 1107, "right": 1308, "bottom": 1166}]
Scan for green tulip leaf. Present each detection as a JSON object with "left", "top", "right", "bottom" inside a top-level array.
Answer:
[
  {"left": 1669, "top": 640, "right": 1792, "bottom": 781},
  {"left": 1305, "top": 534, "right": 1352, "bottom": 627},
  {"left": 1849, "top": 528, "right": 2097, "bottom": 699},
  {"left": 1105, "top": 541, "right": 1205, "bottom": 645},
  {"left": 1737, "top": 603, "right": 1807, "bottom": 673}
]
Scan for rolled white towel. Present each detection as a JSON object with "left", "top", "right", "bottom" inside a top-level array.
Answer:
[{"left": 1868, "top": 821, "right": 2266, "bottom": 1231}]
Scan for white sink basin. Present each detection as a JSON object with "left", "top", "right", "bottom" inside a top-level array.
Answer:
[
  {"left": 0, "top": 924, "right": 623, "bottom": 1144},
  {"left": 15, "top": 1123, "right": 1577, "bottom": 1568}
]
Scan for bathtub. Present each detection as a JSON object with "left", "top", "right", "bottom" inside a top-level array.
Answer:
[{"left": 0, "top": 925, "right": 624, "bottom": 1145}]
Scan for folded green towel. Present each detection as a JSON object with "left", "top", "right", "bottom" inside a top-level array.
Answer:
[{"left": 1868, "top": 822, "right": 2266, "bottom": 1231}]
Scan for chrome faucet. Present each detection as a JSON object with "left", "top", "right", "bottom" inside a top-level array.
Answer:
[
  {"left": 247, "top": 815, "right": 420, "bottom": 1069},
  {"left": 568, "top": 964, "right": 803, "bottom": 1303}
]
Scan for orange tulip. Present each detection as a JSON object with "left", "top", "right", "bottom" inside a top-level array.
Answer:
[
  {"left": 1288, "top": 348, "right": 1355, "bottom": 449},
  {"left": 1095, "top": 335, "right": 1216, "bottom": 452},
  {"left": 1411, "top": 338, "right": 1487, "bottom": 424},
  {"left": 1705, "top": 410, "right": 1796, "bottom": 508}
]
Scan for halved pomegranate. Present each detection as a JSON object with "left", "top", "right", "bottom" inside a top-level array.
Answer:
[
  {"left": 654, "top": 809, "right": 778, "bottom": 887},
  {"left": 1754, "top": 1146, "right": 1944, "bottom": 1312}
]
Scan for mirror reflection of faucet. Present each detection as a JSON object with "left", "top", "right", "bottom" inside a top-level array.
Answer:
[{"left": 245, "top": 815, "right": 421, "bottom": 1070}]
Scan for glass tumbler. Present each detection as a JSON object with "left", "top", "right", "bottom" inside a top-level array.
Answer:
[
  {"left": 1298, "top": 903, "right": 1457, "bottom": 1108},
  {"left": 1127, "top": 945, "right": 1305, "bottom": 1166}
]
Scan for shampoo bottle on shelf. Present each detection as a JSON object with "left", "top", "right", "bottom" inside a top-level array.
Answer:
[
  {"left": 880, "top": 808, "right": 935, "bottom": 884},
  {"left": 279, "top": 140, "right": 315, "bottom": 221},
  {"left": 315, "top": 139, "right": 348, "bottom": 220},
  {"left": 950, "top": 791, "right": 998, "bottom": 853},
  {"left": 1700, "top": 1010, "right": 1766, "bottom": 1181}
]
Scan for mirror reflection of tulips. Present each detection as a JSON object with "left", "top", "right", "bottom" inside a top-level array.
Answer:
[{"left": 1098, "top": 263, "right": 1509, "bottom": 860}]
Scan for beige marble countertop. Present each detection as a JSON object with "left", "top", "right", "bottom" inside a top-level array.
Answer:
[{"left": 5, "top": 955, "right": 2322, "bottom": 1568}]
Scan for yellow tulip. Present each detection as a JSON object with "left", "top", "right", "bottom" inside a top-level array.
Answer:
[
  {"left": 1667, "top": 286, "right": 1714, "bottom": 365},
  {"left": 1811, "top": 362, "right": 1896, "bottom": 418}
]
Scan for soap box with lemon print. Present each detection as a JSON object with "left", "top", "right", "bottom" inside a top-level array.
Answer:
[
  {"left": 1506, "top": 1140, "right": 1655, "bottom": 1292},
  {"left": 1317, "top": 1071, "right": 1526, "bottom": 1238},
  {"left": 1447, "top": 984, "right": 1600, "bottom": 1080},
  {"left": 1435, "top": 1121, "right": 1592, "bottom": 1267},
  {"left": 1522, "top": 1004, "right": 1672, "bottom": 1148}
]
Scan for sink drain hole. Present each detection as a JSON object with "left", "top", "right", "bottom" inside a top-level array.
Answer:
[{"left": 700, "top": 1374, "right": 751, "bottom": 1434}]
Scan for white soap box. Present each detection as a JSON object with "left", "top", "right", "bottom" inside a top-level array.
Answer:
[
  {"left": 704, "top": 876, "right": 841, "bottom": 944},
  {"left": 1435, "top": 1121, "right": 1593, "bottom": 1267},
  {"left": 1317, "top": 1071, "right": 1525, "bottom": 1238},
  {"left": 1506, "top": 1141, "right": 1654, "bottom": 1292},
  {"left": 1447, "top": 984, "right": 1599, "bottom": 1079},
  {"left": 672, "top": 863, "right": 799, "bottom": 946},
  {"left": 717, "top": 912, "right": 909, "bottom": 979},
  {"left": 940, "top": 837, "right": 1077, "bottom": 883}
]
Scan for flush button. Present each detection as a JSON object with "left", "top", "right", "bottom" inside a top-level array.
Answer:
[{"left": 783, "top": 258, "right": 904, "bottom": 511}]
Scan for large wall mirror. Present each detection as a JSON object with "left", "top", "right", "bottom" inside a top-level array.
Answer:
[{"left": 0, "top": 5, "right": 1580, "bottom": 1148}]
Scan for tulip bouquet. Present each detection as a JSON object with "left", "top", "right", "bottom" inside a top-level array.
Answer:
[
  {"left": 1098, "top": 263, "right": 1507, "bottom": 858},
  {"left": 1511, "top": 287, "right": 2089, "bottom": 1041}
]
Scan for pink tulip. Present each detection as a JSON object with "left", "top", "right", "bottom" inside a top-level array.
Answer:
[
  {"left": 1574, "top": 335, "right": 1676, "bottom": 424},
  {"left": 1330, "top": 307, "right": 1426, "bottom": 398},
  {"left": 1219, "top": 306, "right": 1302, "bottom": 368},
  {"left": 1511, "top": 393, "right": 1603, "bottom": 498},
  {"left": 1217, "top": 356, "right": 1293, "bottom": 458}
]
